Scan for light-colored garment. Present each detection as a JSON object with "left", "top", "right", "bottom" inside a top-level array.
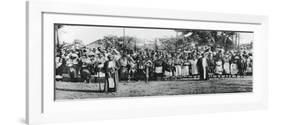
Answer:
[
  {"left": 246, "top": 58, "right": 252, "bottom": 73},
  {"left": 108, "top": 78, "right": 115, "bottom": 88},
  {"left": 202, "top": 58, "right": 208, "bottom": 79},
  {"left": 97, "top": 64, "right": 104, "bottom": 68},
  {"left": 97, "top": 57, "right": 105, "bottom": 68},
  {"left": 190, "top": 59, "right": 198, "bottom": 75},
  {"left": 181, "top": 66, "right": 190, "bottom": 76},
  {"left": 55, "top": 57, "right": 62, "bottom": 68},
  {"left": 215, "top": 61, "right": 223, "bottom": 74},
  {"left": 164, "top": 71, "right": 173, "bottom": 77},
  {"left": 108, "top": 61, "right": 115, "bottom": 68},
  {"left": 223, "top": 62, "right": 230, "bottom": 74},
  {"left": 81, "top": 57, "right": 91, "bottom": 67},
  {"left": 97, "top": 72, "right": 105, "bottom": 77},
  {"left": 230, "top": 63, "right": 238, "bottom": 74},
  {"left": 155, "top": 67, "right": 163, "bottom": 73},
  {"left": 246, "top": 67, "right": 252, "bottom": 73},
  {"left": 175, "top": 65, "right": 182, "bottom": 76},
  {"left": 66, "top": 58, "right": 78, "bottom": 66},
  {"left": 97, "top": 58, "right": 106, "bottom": 77}
]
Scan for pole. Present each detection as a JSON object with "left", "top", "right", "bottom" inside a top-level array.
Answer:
[
  {"left": 123, "top": 28, "right": 125, "bottom": 51},
  {"left": 98, "top": 72, "right": 101, "bottom": 92},
  {"left": 135, "top": 40, "right": 137, "bottom": 52},
  {"left": 238, "top": 33, "right": 240, "bottom": 49},
  {"left": 235, "top": 33, "right": 238, "bottom": 49}
]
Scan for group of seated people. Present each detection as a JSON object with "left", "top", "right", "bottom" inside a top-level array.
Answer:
[{"left": 55, "top": 45, "right": 253, "bottom": 83}]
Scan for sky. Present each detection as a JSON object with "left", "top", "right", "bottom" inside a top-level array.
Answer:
[
  {"left": 58, "top": 25, "right": 176, "bottom": 45},
  {"left": 57, "top": 25, "right": 253, "bottom": 45},
  {"left": 239, "top": 33, "right": 254, "bottom": 44}
]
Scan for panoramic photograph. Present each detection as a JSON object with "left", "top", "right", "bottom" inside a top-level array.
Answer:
[{"left": 54, "top": 24, "right": 253, "bottom": 100}]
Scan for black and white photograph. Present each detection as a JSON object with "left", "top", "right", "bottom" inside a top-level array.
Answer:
[{"left": 54, "top": 24, "right": 253, "bottom": 100}]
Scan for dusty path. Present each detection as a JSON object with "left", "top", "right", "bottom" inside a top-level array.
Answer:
[{"left": 55, "top": 77, "right": 252, "bottom": 100}]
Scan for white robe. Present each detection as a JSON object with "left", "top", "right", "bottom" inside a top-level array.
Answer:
[{"left": 190, "top": 59, "right": 198, "bottom": 75}]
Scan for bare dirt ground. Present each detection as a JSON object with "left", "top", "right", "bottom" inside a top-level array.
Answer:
[{"left": 55, "top": 77, "right": 252, "bottom": 100}]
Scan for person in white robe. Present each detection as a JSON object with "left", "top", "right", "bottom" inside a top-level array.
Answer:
[
  {"left": 174, "top": 55, "right": 183, "bottom": 78},
  {"left": 104, "top": 55, "right": 118, "bottom": 92},
  {"left": 230, "top": 55, "right": 239, "bottom": 76},
  {"left": 197, "top": 53, "right": 209, "bottom": 80},
  {"left": 181, "top": 57, "right": 190, "bottom": 77},
  {"left": 215, "top": 58, "right": 223, "bottom": 77},
  {"left": 223, "top": 55, "right": 231, "bottom": 77},
  {"left": 190, "top": 56, "right": 198, "bottom": 77}
]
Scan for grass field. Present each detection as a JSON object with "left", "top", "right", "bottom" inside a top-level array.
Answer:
[{"left": 55, "top": 77, "right": 252, "bottom": 100}]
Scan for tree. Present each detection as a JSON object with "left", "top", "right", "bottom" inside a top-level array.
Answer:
[
  {"left": 89, "top": 35, "right": 137, "bottom": 53},
  {"left": 160, "top": 37, "right": 176, "bottom": 52},
  {"left": 177, "top": 30, "right": 236, "bottom": 50}
]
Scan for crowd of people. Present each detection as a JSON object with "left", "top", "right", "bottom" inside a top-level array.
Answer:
[{"left": 55, "top": 44, "right": 253, "bottom": 92}]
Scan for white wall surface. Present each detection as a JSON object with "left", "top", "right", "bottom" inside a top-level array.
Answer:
[{"left": 0, "top": 0, "right": 280, "bottom": 125}]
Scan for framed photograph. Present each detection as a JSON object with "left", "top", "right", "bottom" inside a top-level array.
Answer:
[{"left": 26, "top": 1, "right": 268, "bottom": 124}]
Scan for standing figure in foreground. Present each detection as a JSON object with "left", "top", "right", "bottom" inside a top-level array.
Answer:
[
  {"left": 55, "top": 54, "right": 63, "bottom": 80},
  {"left": 154, "top": 55, "right": 165, "bottom": 80},
  {"left": 174, "top": 55, "right": 183, "bottom": 79},
  {"left": 164, "top": 57, "right": 174, "bottom": 80},
  {"left": 215, "top": 58, "right": 223, "bottom": 78},
  {"left": 118, "top": 53, "right": 129, "bottom": 80},
  {"left": 181, "top": 56, "right": 190, "bottom": 78},
  {"left": 118, "top": 54, "right": 129, "bottom": 81},
  {"left": 66, "top": 50, "right": 79, "bottom": 82},
  {"left": 230, "top": 53, "right": 239, "bottom": 77},
  {"left": 190, "top": 55, "right": 199, "bottom": 78},
  {"left": 145, "top": 59, "right": 153, "bottom": 83},
  {"left": 197, "top": 53, "right": 209, "bottom": 80},
  {"left": 223, "top": 54, "right": 231, "bottom": 78},
  {"left": 104, "top": 55, "right": 118, "bottom": 92},
  {"left": 136, "top": 56, "right": 146, "bottom": 81},
  {"left": 80, "top": 55, "right": 92, "bottom": 83}
]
